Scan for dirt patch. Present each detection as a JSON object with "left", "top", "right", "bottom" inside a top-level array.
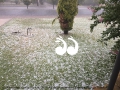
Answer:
[
  {"left": 93, "top": 73, "right": 120, "bottom": 90},
  {"left": 0, "top": 18, "right": 11, "bottom": 26}
]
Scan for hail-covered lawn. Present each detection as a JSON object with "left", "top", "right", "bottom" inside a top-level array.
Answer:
[{"left": 0, "top": 17, "right": 114, "bottom": 89}]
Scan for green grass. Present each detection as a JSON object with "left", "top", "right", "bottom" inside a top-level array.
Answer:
[{"left": 0, "top": 17, "right": 114, "bottom": 90}]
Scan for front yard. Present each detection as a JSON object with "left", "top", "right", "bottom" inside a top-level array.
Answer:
[{"left": 0, "top": 17, "right": 114, "bottom": 89}]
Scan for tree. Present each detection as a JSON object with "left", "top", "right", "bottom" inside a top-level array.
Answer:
[
  {"left": 51, "top": 0, "right": 58, "bottom": 9},
  {"left": 79, "top": 0, "right": 99, "bottom": 5},
  {"left": 52, "top": 0, "right": 55, "bottom": 9},
  {"left": 39, "top": 0, "right": 43, "bottom": 5},
  {"left": 90, "top": 0, "right": 120, "bottom": 61},
  {"left": 35, "top": 0, "right": 43, "bottom": 6},
  {"left": 46, "top": 0, "right": 58, "bottom": 6},
  {"left": 53, "top": 0, "right": 78, "bottom": 34},
  {"left": 15, "top": 0, "right": 20, "bottom": 4},
  {"left": 23, "top": 0, "right": 31, "bottom": 9},
  {"left": 78, "top": 0, "right": 84, "bottom": 5},
  {"left": 37, "top": 0, "right": 39, "bottom": 6},
  {"left": 31, "top": 0, "right": 37, "bottom": 4}
]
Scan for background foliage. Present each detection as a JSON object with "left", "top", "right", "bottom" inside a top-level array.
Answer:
[
  {"left": 0, "top": 0, "right": 4, "bottom": 2},
  {"left": 23, "top": 0, "right": 31, "bottom": 9},
  {"left": 46, "top": 0, "right": 99, "bottom": 5}
]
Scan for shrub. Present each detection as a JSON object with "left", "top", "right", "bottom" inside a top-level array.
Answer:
[
  {"left": 90, "top": 0, "right": 120, "bottom": 61},
  {"left": 53, "top": 0, "right": 78, "bottom": 34}
]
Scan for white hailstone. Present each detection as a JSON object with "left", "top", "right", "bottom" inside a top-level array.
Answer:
[
  {"left": 55, "top": 66, "right": 58, "bottom": 70},
  {"left": 79, "top": 89, "right": 84, "bottom": 90},
  {"left": 47, "top": 59, "right": 50, "bottom": 63},
  {"left": 82, "top": 82, "right": 86, "bottom": 87},
  {"left": 54, "top": 83, "right": 59, "bottom": 87},
  {"left": 34, "top": 76, "right": 37, "bottom": 79},
  {"left": 61, "top": 82, "right": 67, "bottom": 87}
]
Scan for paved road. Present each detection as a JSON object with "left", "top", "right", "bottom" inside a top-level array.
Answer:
[{"left": 0, "top": 6, "right": 99, "bottom": 17}]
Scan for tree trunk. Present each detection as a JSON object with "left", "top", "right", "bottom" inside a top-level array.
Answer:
[
  {"left": 59, "top": 12, "right": 70, "bottom": 34},
  {"left": 27, "top": 5, "right": 28, "bottom": 9},
  {"left": 52, "top": 0, "right": 54, "bottom": 9},
  {"left": 64, "top": 31, "right": 68, "bottom": 34},
  {"left": 37, "top": 0, "right": 39, "bottom": 6},
  {"left": 39, "top": 0, "right": 43, "bottom": 5}
]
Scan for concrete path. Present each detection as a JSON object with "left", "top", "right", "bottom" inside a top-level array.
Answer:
[{"left": 0, "top": 18, "right": 11, "bottom": 26}]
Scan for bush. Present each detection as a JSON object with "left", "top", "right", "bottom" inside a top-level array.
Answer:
[
  {"left": 90, "top": 0, "right": 120, "bottom": 61},
  {"left": 57, "top": 0, "right": 78, "bottom": 34}
]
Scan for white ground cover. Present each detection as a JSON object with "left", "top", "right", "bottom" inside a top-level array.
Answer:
[{"left": 0, "top": 17, "right": 114, "bottom": 89}]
